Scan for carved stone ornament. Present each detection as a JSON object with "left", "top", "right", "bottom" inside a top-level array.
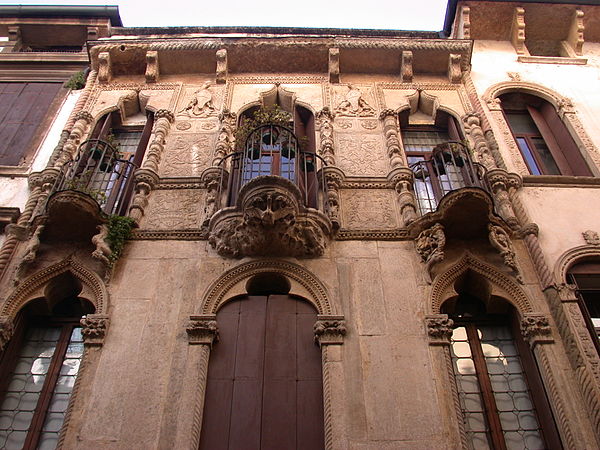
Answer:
[
  {"left": 583, "top": 230, "right": 600, "bottom": 246},
  {"left": 178, "top": 82, "right": 216, "bottom": 117},
  {"left": 91, "top": 224, "right": 112, "bottom": 266},
  {"left": 335, "top": 85, "right": 375, "bottom": 117},
  {"left": 520, "top": 313, "right": 554, "bottom": 346},
  {"left": 488, "top": 223, "right": 523, "bottom": 283},
  {"left": 314, "top": 315, "right": 346, "bottom": 346},
  {"left": 0, "top": 316, "right": 14, "bottom": 352},
  {"left": 208, "top": 176, "right": 332, "bottom": 258},
  {"left": 80, "top": 314, "right": 109, "bottom": 346},
  {"left": 416, "top": 223, "right": 446, "bottom": 284},
  {"left": 187, "top": 315, "right": 219, "bottom": 346},
  {"left": 425, "top": 314, "right": 454, "bottom": 345}
]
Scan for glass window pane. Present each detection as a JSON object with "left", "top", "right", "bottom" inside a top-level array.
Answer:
[
  {"left": 516, "top": 138, "right": 542, "bottom": 175},
  {"left": 531, "top": 137, "right": 561, "bottom": 175}
]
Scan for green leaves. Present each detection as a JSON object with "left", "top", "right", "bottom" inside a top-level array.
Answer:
[
  {"left": 106, "top": 215, "right": 136, "bottom": 265},
  {"left": 234, "top": 105, "right": 292, "bottom": 151}
]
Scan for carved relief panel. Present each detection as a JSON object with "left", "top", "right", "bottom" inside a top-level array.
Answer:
[
  {"left": 341, "top": 189, "right": 398, "bottom": 229},
  {"left": 335, "top": 134, "right": 388, "bottom": 177},
  {"left": 331, "top": 84, "right": 377, "bottom": 117},
  {"left": 160, "top": 133, "right": 216, "bottom": 177},
  {"left": 176, "top": 83, "right": 224, "bottom": 118},
  {"left": 141, "top": 189, "right": 204, "bottom": 229}
]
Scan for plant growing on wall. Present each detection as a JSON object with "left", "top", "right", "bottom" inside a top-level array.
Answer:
[
  {"left": 64, "top": 70, "right": 86, "bottom": 90},
  {"left": 234, "top": 105, "right": 293, "bottom": 151},
  {"left": 106, "top": 215, "right": 136, "bottom": 266}
]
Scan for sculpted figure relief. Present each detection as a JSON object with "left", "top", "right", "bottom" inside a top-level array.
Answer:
[
  {"left": 178, "top": 82, "right": 216, "bottom": 117},
  {"left": 92, "top": 224, "right": 113, "bottom": 266},
  {"left": 335, "top": 85, "right": 375, "bottom": 117},
  {"left": 488, "top": 223, "right": 523, "bottom": 283},
  {"left": 416, "top": 223, "right": 446, "bottom": 284}
]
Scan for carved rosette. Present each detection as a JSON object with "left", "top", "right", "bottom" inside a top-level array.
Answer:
[
  {"left": 80, "top": 314, "right": 109, "bottom": 346},
  {"left": 379, "top": 109, "right": 405, "bottom": 168},
  {"left": 187, "top": 315, "right": 219, "bottom": 346},
  {"left": 388, "top": 167, "right": 417, "bottom": 227},
  {"left": 425, "top": 314, "right": 454, "bottom": 345},
  {"left": 520, "top": 313, "right": 554, "bottom": 346},
  {"left": 314, "top": 315, "right": 346, "bottom": 346},
  {"left": 0, "top": 316, "right": 14, "bottom": 352},
  {"left": 416, "top": 222, "right": 446, "bottom": 284},
  {"left": 208, "top": 176, "right": 332, "bottom": 258},
  {"left": 316, "top": 108, "right": 336, "bottom": 165},
  {"left": 583, "top": 230, "right": 600, "bottom": 246}
]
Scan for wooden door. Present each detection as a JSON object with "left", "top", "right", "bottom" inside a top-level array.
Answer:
[{"left": 199, "top": 295, "right": 324, "bottom": 450}]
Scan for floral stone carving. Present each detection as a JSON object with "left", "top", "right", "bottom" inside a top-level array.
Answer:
[
  {"left": 314, "top": 315, "right": 346, "bottom": 346},
  {"left": 187, "top": 315, "right": 219, "bottom": 345},
  {"left": 520, "top": 313, "right": 553, "bottom": 346},
  {"left": 425, "top": 314, "right": 454, "bottom": 345},
  {"left": 81, "top": 314, "right": 109, "bottom": 346},
  {"left": 208, "top": 176, "right": 332, "bottom": 258},
  {"left": 416, "top": 223, "right": 446, "bottom": 284}
]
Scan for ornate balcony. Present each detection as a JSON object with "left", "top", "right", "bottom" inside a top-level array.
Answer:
[
  {"left": 410, "top": 142, "right": 488, "bottom": 215},
  {"left": 207, "top": 124, "right": 332, "bottom": 257}
]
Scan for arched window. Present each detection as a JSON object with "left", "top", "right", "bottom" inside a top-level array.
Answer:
[
  {"left": 499, "top": 92, "right": 592, "bottom": 176},
  {"left": 0, "top": 273, "right": 95, "bottom": 449},
  {"left": 567, "top": 261, "right": 600, "bottom": 355},
  {"left": 199, "top": 273, "right": 324, "bottom": 449},
  {"left": 442, "top": 277, "right": 562, "bottom": 449}
]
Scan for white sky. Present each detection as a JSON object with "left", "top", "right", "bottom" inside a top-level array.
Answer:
[{"left": 0, "top": 0, "right": 450, "bottom": 30}]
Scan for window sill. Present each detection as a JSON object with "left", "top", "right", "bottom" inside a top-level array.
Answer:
[
  {"left": 517, "top": 55, "right": 587, "bottom": 65},
  {"left": 522, "top": 175, "right": 600, "bottom": 187}
]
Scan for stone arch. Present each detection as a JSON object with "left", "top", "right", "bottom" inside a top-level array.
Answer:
[
  {"left": 430, "top": 252, "right": 533, "bottom": 315},
  {"left": 554, "top": 245, "right": 600, "bottom": 284},
  {"left": 2, "top": 257, "right": 108, "bottom": 320},
  {"left": 200, "top": 259, "right": 334, "bottom": 315},
  {"left": 483, "top": 81, "right": 572, "bottom": 113}
]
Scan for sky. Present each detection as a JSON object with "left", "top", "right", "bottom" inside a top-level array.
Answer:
[{"left": 0, "top": 0, "right": 450, "bottom": 30}]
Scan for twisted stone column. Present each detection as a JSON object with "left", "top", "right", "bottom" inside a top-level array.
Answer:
[
  {"left": 380, "top": 109, "right": 405, "bottom": 168},
  {"left": 213, "top": 110, "right": 236, "bottom": 165},
  {"left": 316, "top": 108, "right": 336, "bottom": 165},
  {"left": 55, "top": 111, "right": 94, "bottom": 169},
  {"left": 388, "top": 167, "right": 418, "bottom": 227},
  {"left": 463, "top": 112, "right": 497, "bottom": 170}
]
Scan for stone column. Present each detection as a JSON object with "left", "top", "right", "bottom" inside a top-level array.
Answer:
[
  {"left": 55, "top": 111, "right": 94, "bottom": 169},
  {"left": 314, "top": 316, "right": 346, "bottom": 450},
  {"left": 201, "top": 167, "right": 228, "bottom": 227},
  {"left": 463, "top": 112, "right": 497, "bottom": 170},
  {"left": 323, "top": 166, "right": 343, "bottom": 230},
  {"left": 388, "top": 167, "right": 418, "bottom": 227},
  {"left": 175, "top": 316, "right": 219, "bottom": 449},
  {"left": 213, "top": 110, "right": 236, "bottom": 165},
  {"left": 316, "top": 108, "right": 336, "bottom": 165},
  {"left": 380, "top": 109, "right": 405, "bottom": 169}
]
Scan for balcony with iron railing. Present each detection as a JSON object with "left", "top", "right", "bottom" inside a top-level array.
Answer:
[
  {"left": 208, "top": 124, "right": 332, "bottom": 258},
  {"left": 409, "top": 141, "right": 489, "bottom": 216}
]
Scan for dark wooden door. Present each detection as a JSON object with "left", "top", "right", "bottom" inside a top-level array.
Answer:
[{"left": 199, "top": 295, "right": 324, "bottom": 450}]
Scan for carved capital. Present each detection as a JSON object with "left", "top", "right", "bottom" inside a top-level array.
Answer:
[
  {"left": 154, "top": 109, "right": 175, "bottom": 123},
  {"left": 316, "top": 107, "right": 335, "bottom": 122},
  {"left": 520, "top": 313, "right": 554, "bottom": 346},
  {"left": 187, "top": 315, "right": 219, "bottom": 346},
  {"left": 74, "top": 110, "right": 94, "bottom": 123},
  {"left": 425, "top": 314, "right": 454, "bottom": 345},
  {"left": 314, "top": 315, "right": 346, "bottom": 346},
  {"left": 133, "top": 168, "right": 160, "bottom": 189},
  {"left": 81, "top": 314, "right": 109, "bottom": 346},
  {"left": 0, "top": 316, "right": 14, "bottom": 352},
  {"left": 553, "top": 283, "right": 579, "bottom": 302},
  {"left": 379, "top": 109, "right": 397, "bottom": 120},
  {"left": 516, "top": 222, "right": 539, "bottom": 239}
]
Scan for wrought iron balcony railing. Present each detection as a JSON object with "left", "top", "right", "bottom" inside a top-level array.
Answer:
[
  {"left": 410, "top": 142, "right": 488, "bottom": 215},
  {"left": 216, "top": 124, "right": 328, "bottom": 211},
  {"left": 52, "top": 139, "right": 137, "bottom": 216}
]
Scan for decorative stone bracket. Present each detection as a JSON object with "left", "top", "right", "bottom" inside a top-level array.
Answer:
[
  {"left": 416, "top": 222, "right": 446, "bottom": 284},
  {"left": 485, "top": 168, "right": 521, "bottom": 229},
  {"left": 520, "top": 313, "right": 554, "bottom": 347},
  {"left": 201, "top": 167, "right": 228, "bottom": 227},
  {"left": 314, "top": 315, "right": 346, "bottom": 346},
  {"left": 425, "top": 314, "right": 454, "bottom": 346},
  {"left": 187, "top": 315, "right": 219, "bottom": 347},
  {"left": 488, "top": 223, "right": 523, "bottom": 283},
  {"left": 81, "top": 314, "right": 110, "bottom": 346}
]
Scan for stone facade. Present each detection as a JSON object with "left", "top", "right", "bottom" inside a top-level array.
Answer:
[{"left": 1, "top": 1, "right": 600, "bottom": 449}]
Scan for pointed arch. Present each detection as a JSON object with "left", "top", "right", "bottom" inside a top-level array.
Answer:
[
  {"left": 2, "top": 257, "right": 108, "bottom": 319},
  {"left": 199, "top": 259, "right": 334, "bottom": 315},
  {"left": 430, "top": 252, "right": 533, "bottom": 315}
]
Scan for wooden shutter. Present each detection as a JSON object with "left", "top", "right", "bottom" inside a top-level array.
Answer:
[{"left": 200, "top": 295, "right": 324, "bottom": 450}]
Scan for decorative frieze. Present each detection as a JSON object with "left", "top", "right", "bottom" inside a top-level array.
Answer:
[
  {"left": 520, "top": 313, "right": 554, "bottom": 346},
  {"left": 334, "top": 85, "right": 375, "bottom": 117},
  {"left": 425, "top": 314, "right": 454, "bottom": 346},
  {"left": 314, "top": 315, "right": 346, "bottom": 346},
  {"left": 81, "top": 314, "right": 109, "bottom": 346},
  {"left": 187, "top": 315, "right": 219, "bottom": 346}
]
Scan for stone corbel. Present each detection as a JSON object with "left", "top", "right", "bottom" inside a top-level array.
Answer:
[
  {"left": 520, "top": 313, "right": 554, "bottom": 347},
  {"left": 7, "top": 26, "right": 21, "bottom": 50},
  {"left": 81, "top": 314, "right": 110, "bottom": 346},
  {"left": 447, "top": 54, "right": 462, "bottom": 84},
  {"left": 323, "top": 166, "right": 343, "bottom": 230},
  {"left": 145, "top": 50, "right": 160, "bottom": 83},
  {"left": 485, "top": 169, "right": 520, "bottom": 229},
  {"left": 216, "top": 49, "right": 228, "bottom": 84},
  {"left": 488, "top": 223, "right": 523, "bottom": 283},
  {"left": 98, "top": 51, "right": 112, "bottom": 83},
  {"left": 566, "top": 9, "right": 585, "bottom": 56},
  {"left": 329, "top": 48, "right": 340, "bottom": 84},
  {"left": 400, "top": 51, "right": 413, "bottom": 83},
  {"left": 458, "top": 6, "right": 471, "bottom": 39},
  {"left": 553, "top": 283, "right": 579, "bottom": 303},
  {"left": 0, "top": 316, "right": 14, "bottom": 352},
  {"left": 425, "top": 314, "right": 454, "bottom": 346},
  {"left": 128, "top": 169, "right": 159, "bottom": 224},
  {"left": 316, "top": 107, "right": 336, "bottom": 165},
  {"left": 462, "top": 113, "right": 496, "bottom": 170},
  {"left": 314, "top": 315, "right": 346, "bottom": 346},
  {"left": 388, "top": 167, "right": 418, "bottom": 227},
  {"left": 87, "top": 26, "right": 99, "bottom": 40},
  {"left": 187, "top": 315, "right": 219, "bottom": 347},
  {"left": 416, "top": 222, "right": 446, "bottom": 284},
  {"left": 511, "top": 7, "right": 527, "bottom": 55},
  {"left": 380, "top": 109, "right": 405, "bottom": 168},
  {"left": 201, "top": 167, "right": 228, "bottom": 227}
]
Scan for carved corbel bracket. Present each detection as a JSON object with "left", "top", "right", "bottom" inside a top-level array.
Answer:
[
  {"left": 485, "top": 169, "right": 520, "bottom": 228},
  {"left": 400, "top": 51, "right": 413, "bottom": 83},
  {"left": 0, "top": 316, "right": 14, "bottom": 352},
  {"left": 567, "top": 9, "right": 585, "bottom": 56},
  {"left": 201, "top": 166, "right": 228, "bottom": 227},
  {"left": 187, "top": 315, "right": 219, "bottom": 346},
  {"left": 488, "top": 223, "right": 523, "bottom": 283},
  {"left": 98, "top": 51, "right": 112, "bottom": 83},
  {"left": 416, "top": 222, "right": 446, "bottom": 284},
  {"left": 388, "top": 167, "right": 418, "bottom": 227},
  {"left": 425, "top": 314, "right": 454, "bottom": 346},
  {"left": 8, "top": 25, "right": 21, "bottom": 48},
  {"left": 81, "top": 314, "right": 110, "bottom": 346},
  {"left": 448, "top": 54, "right": 462, "bottom": 84},
  {"left": 145, "top": 50, "right": 160, "bottom": 83},
  {"left": 520, "top": 313, "right": 554, "bottom": 347},
  {"left": 328, "top": 48, "right": 340, "bottom": 84},
  {"left": 314, "top": 315, "right": 346, "bottom": 346},
  {"left": 458, "top": 6, "right": 471, "bottom": 39},
  {"left": 511, "top": 7, "right": 527, "bottom": 55},
  {"left": 216, "top": 49, "right": 228, "bottom": 84}
]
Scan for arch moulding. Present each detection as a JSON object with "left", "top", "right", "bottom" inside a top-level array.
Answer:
[
  {"left": 199, "top": 259, "right": 334, "bottom": 315},
  {"left": 430, "top": 252, "right": 533, "bottom": 315},
  {"left": 1, "top": 257, "right": 108, "bottom": 319},
  {"left": 483, "top": 81, "right": 574, "bottom": 113},
  {"left": 554, "top": 245, "right": 600, "bottom": 285}
]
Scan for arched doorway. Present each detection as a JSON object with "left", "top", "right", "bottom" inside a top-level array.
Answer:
[{"left": 199, "top": 273, "right": 324, "bottom": 450}]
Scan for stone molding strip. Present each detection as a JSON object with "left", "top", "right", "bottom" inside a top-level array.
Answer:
[{"left": 131, "top": 229, "right": 208, "bottom": 240}]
